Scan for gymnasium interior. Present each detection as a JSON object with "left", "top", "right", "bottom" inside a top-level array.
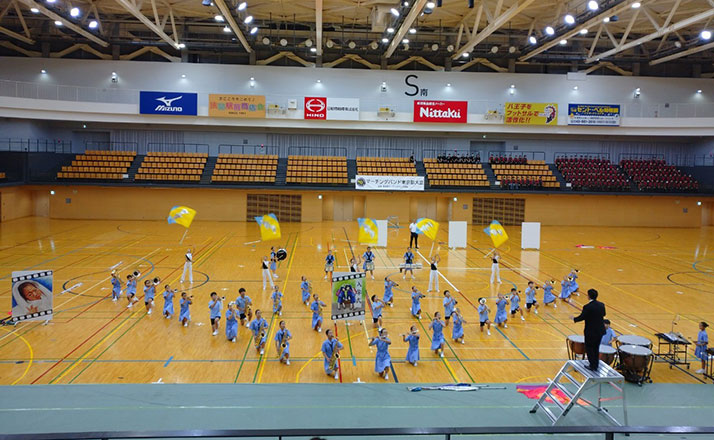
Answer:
[{"left": 1, "top": 0, "right": 714, "bottom": 438}]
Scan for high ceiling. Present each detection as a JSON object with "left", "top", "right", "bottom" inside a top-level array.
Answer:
[{"left": 1, "top": 0, "right": 713, "bottom": 77}]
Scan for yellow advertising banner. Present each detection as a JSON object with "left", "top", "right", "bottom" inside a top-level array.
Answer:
[
  {"left": 208, "top": 94, "right": 266, "bottom": 118},
  {"left": 504, "top": 102, "right": 558, "bottom": 125}
]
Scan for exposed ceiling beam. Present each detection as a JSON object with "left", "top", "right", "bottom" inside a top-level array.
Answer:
[
  {"left": 16, "top": 0, "right": 108, "bottom": 47},
  {"left": 385, "top": 0, "right": 428, "bottom": 59},
  {"left": 114, "top": 0, "right": 179, "bottom": 48},
  {"left": 586, "top": 7, "right": 714, "bottom": 63},
  {"left": 650, "top": 40, "right": 714, "bottom": 65},
  {"left": 316, "top": 0, "right": 323, "bottom": 56},
  {"left": 213, "top": 0, "right": 252, "bottom": 53},
  {"left": 0, "top": 25, "right": 34, "bottom": 44},
  {"left": 453, "top": 0, "right": 536, "bottom": 59}
]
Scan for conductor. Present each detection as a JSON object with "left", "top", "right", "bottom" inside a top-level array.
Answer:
[{"left": 571, "top": 288, "right": 606, "bottom": 371}]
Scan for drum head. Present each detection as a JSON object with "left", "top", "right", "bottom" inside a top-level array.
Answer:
[
  {"left": 276, "top": 248, "right": 287, "bottom": 261},
  {"left": 617, "top": 334, "right": 651, "bottom": 347},
  {"left": 619, "top": 344, "right": 652, "bottom": 356},
  {"left": 599, "top": 345, "right": 616, "bottom": 354},
  {"left": 568, "top": 334, "right": 585, "bottom": 343}
]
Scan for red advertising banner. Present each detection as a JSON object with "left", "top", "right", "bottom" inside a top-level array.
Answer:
[
  {"left": 304, "top": 97, "right": 327, "bottom": 120},
  {"left": 413, "top": 100, "right": 468, "bottom": 123}
]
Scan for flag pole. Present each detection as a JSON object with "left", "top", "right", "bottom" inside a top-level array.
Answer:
[{"left": 179, "top": 228, "right": 189, "bottom": 245}]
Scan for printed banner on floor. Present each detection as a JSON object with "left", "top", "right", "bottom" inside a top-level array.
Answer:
[
  {"left": 567, "top": 104, "right": 621, "bottom": 126},
  {"left": 11, "top": 270, "right": 53, "bottom": 323},
  {"left": 505, "top": 102, "right": 558, "bottom": 125},
  {"left": 331, "top": 272, "right": 366, "bottom": 321},
  {"left": 208, "top": 94, "right": 266, "bottom": 118},
  {"left": 355, "top": 175, "right": 425, "bottom": 191}
]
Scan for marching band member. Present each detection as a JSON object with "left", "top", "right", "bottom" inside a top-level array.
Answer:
[
  {"left": 225, "top": 302, "right": 239, "bottom": 343},
  {"left": 209, "top": 292, "right": 223, "bottom": 336},
  {"left": 410, "top": 286, "right": 426, "bottom": 319},
  {"left": 510, "top": 288, "right": 525, "bottom": 321},
  {"left": 427, "top": 254, "right": 441, "bottom": 292},
  {"left": 270, "top": 246, "right": 279, "bottom": 279},
  {"left": 311, "top": 293, "right": 327, "bottom": 333},
  {"left": 525, "top": 281, "right": 540, "bottom": 315},
  {"left": 143, "top": 279, "right": 156, "bottom": 315},
  {"left": 179, "top": 292, "right": 192, "bottom": 327},
  {"left": 494, "top": 293, "right": 509, "bottom": 329},
  {"left": 363, "top": 246, "right": 376, "bottom": 280},
  {"left": 274, "top": 320, "right": 292, "bottom": 365},
  {"left": 271, "top": 285, "right": 283, "bottom": 316},
  {"left": 443, "top": 290, "right": 456, "bottom": 327},
  {"left": 403, "top": 247, "right": 416, "bottom": 280},
  {"left": 321, "top": 329, "right": 343, "bottom": 380},
  {"left": 478, "top": 297, "right": 492, "bottom": 336},
  {"left": 429, "top": 311, "right": 446, "bottom": 357},
  {"left": 370, "top": 295, "right": 385, "bottom": 331},
  {"left": 235, "top": 288, "right": 253, "bottom": 327},
  {"left": 180, "top": 247, "right": 193, "bottom": 284},
  {"left": 300, "top": 276, "right": 311, "bottom": 306},
  {"left": 600, "top": 319, "right": 616, "bottom": 346},
  {"left": 110, "top": 271, "right": 121, "bottom": 302},
  {"left": 324, "top": 249, "right": 335, "bottom": 280},
  {"left": 695, "top": 322, "right": 709, "bottom": 374},
  {"left": 261, "top": 256, "right": 275, "bottom": 291},
  {"left": 125, "top": 273, "right": 138, "bottom": 308},
  {"left": 369, "top": 329, "right": 392, "bottom": 380},
  {"left": 489, "top": 249, "right": 502, "bottom": 284},
  {"left": 383, "top": 277, "right": 396, "bottom": 308},
  {"left": 569, "top": 269, "right": 580, "bottom": 296},
  {"left": 249, "top": 309, "right": 269, "bottom": 355},
  {"left": 402, "top": 325, "right": 420, "bottom": 366},
  {"left": 559, "top": 276, "right": 573, "bottom": 304},
  {"left": 543, "top": 280, "right": 557, "bottom": 307},
  {"left": 162, "top": 285, "right": 174, "bottom": 319},
  {"left": 451, "top": 308, "right": 466, "bottom": 344}
]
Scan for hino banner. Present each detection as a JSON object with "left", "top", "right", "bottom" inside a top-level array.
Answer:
[
  {"left": 355, "top": 175, "right": 425, "bottom": 191},
  {"left": 413, "top": 100, "right": 468, "bottom": 123}
]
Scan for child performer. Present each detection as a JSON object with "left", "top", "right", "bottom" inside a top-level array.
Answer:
[
  {"left": 363, "top": 246, "right": 376, "bottom": 280},
  {"left": 371, "top": 295, "right": 385, "bottom": 332},
  {"left": 300, "top": 276, "right": 311, "bottom": 306},
  {"left": 569, "top": 269, "right": 580, "bottom": 296},
  {"left": 430, "top": 311, "right": 446, "bottom": 357},
  {"left": 125, "top": 273, "right": 138, "bottom": 308},
  {"left": 275, "top": 320, "right": 292, "bottom": 365},
  {"left": 410, "top": 286, "right": 426, "bottom": 319},
  {"left": 261, "top": 256, "right": 275, "bottom": 291},
  {"left": 111, "top": 270, "right": 122, "bottom": 302},
  {"left": 402, "top": 326, "right": 420, "bottom": 366},
  {"left": 510, "top": 288, "right": 525, "bottom": 321},
  {"left": 225, "top": 302, "right": 239, "bottom": 343},
  {"left": 162, "top": 285, "right": 174, "bottom": 319},
  {"left": 601, "top": 319, "right": 616, "bottom": 346},
  {"left": 494, "top": 293, "right": 509, "bottom": 329},
  {"left": 321, "top": 329, "right": 343, "bottom": 380},
  {"left": 324, "top": 249, "right": 335, "bottom": 280},
  {"left": 559, "top": 276, "right": 573, "bottom": 304},
  {"left": 369, "top": 329, "right": 392, "bottom": 380},
  {"left": 452, "top": 308, "right": 466, "bottom": 344},
  {"left": 271, "top": 285, "right": 283, "bottom": 316},
  {"left": 270, "top": 246, "right": 279, "bottom": 279},
  {"left": 249, "top": 309, "right": 269, "bottom": 355},
  {"left": 311, "top": 294, "right": 327, "bottom": 333},
  {"left": 443, "top": 290, "right": 456, "bottom": 327},
  {"left": 209, "top": 292, "right": 223, "bottom": 336},
  {"left": 403, "top": 247, "right": 416, "bottom": 280},
  {"left": 478, "top": 298, "right": 492, "bottom": 336},
  {"left": 427, "top": 254, "right": 441, "bottom": 293},
  {"left": 383, "top": 277, "right": 397, "bottom": 307},
  {"left": 179, "top": 292, "right": 192, "bottom": 327},
  {"left": 525, "top": 281, "right": 540, "bottom": 315},
  {"left": 695, "top": 322, "right": 709, "bottom": 374},
  {"left": 235, "top": 288, "right": 253, "bottom": 327},
  {"left": 143, "top": 280, "right": 156, "bottom": 315},
  {"left": 488, "top": 249, "right": 502, "bottom": 284},
  {"left": 543, "top": 280, "right": 557, "bottom": 307}
]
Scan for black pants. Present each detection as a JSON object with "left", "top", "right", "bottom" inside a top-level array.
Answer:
[
  {"left": 410, "top": 232, "right": 418, "bottom": 248},
  {"left": 585, "top": 341, "right": 600, "bottom": 370}
]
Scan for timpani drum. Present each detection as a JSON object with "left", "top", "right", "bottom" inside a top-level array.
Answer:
[
  {"left": 598, "top": 345, "right": 617, "bottom": 366},
  {"left": 617, "top": 344, "right": 654, "bottom": 385},
  {"left": 616, "top": 334, "right": 652, "bottom": 349},
  {"left": 567, "top": 335, "right": 585, "bottom": 360}
]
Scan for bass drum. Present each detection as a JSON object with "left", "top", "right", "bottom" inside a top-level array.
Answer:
[{"left": 276, "top": 248, "right": 288, "bottom": 261}]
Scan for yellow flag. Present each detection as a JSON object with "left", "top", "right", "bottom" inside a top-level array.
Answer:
[
  {"left": 416, "top": 218, "right": 439, "bottom": 241},
  {"left": 357, "top": 218, "right": 379, "bottom": 244},
  {"left": 255, "top": 213, "right": 281, "bottom": 241},
  {"left": 484, "top": 220, "right": 508, "bottom": 248},
  {"left": 167, "top": 206, "right": 197, "bottom": 228}
]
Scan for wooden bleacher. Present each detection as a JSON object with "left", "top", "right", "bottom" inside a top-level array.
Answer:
[
  {"left": 286, "top": 155, "right": 348, "bottom": 184},
  {"left": 57, "top": 150, "right": 135, "bottom": 180},
  {"left": 135, "top": 152, "right": 206, "bottom": 182},
  {"left": 424, "top": 159, "right": 489, "bottom": 187},
  {"left": 211, "top": 154, "right": 278, "bottom": 183},
  {"left": 356, "top": 157, "right": 417, "bottom": 176},
  {"left": 491, "top": 160, "right": 559, "bottom": 188}
]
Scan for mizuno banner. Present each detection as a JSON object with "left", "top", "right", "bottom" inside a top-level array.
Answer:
[{"left": 139, "top": 91, "right": 198, "bottom": 116}]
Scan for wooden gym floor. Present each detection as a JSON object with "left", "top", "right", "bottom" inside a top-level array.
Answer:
[{"left": 0, "top": 217, "right": 713, "bottom": 386}]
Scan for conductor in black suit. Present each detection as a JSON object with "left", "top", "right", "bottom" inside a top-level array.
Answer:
[{"left": 571, "top": 289, "right": 606, "bottom": 371}]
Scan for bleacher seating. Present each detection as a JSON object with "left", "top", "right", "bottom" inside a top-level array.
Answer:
[
  {"left": 490, "top": 159, "right": 559, "bottom": 189},
  {"left": 211, "top": 154, "right": 277, "bottom": 183},
  {"left": 286, "top": 156, "right": 348, "bottom": 184},
  {"left": 424, "top": 158, "right": 489, "bottom": 187},
  {"left": 356, "top": 157, "right": 417, "bottom": 176},
  {"left": 135, "top": 152, "right": 206, "bottom": 182},
  {"left": 57, "top": 150, "right": 135, "bottom": 180},
  {"left": 620, "top": 159, "right": 699, "bottom": 192},
  {"left": 555, "top": 157, "right": 630, "bottom": 191}
]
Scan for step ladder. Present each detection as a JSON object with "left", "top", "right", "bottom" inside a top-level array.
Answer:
[{"left": 530, "top": 359, "right": 628, "bottom": 426}]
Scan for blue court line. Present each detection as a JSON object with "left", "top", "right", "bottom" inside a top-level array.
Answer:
[
  {"left": 495, "top": 327, "right": 530, "bottom": 360},
  {"left": 164, "top": 356, "right": 174, "bottom": 367},
  {"left": 389, "top": 361, "right": 399, "bottom": 383}
]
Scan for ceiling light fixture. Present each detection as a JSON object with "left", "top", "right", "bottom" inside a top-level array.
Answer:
[
  {"left": 382, "top": 37, "right": 389, "bottom": 43},
  {"left": 603, "top": 17, "right": 610, "bottom": 23},
  {"left": 559, "top": 39, "right": 567, "bottom": 45},
  {"left": 390, "top": 8, "right": 400, "bottom": 16},
  {"left": 244, "top": 15, "right": 253, "bottom": 24},
  {"left": 237, "top": 1, "right": 247, "bottom": 10},
  {"left": 215, "top": 15, "right": 224, "bottom": 22},
  {"left": 30, "top": 7, "right": 39, "bottom": 13},
  {"left": 564, "top": 14, "right": 575, "bottom": 25},
  {"left": 223, "top": 26, "right": 231, "bottom": 32},
  {"left": 587, "top": 0, "right": 598, "bottom": 11},
  {"left": 387, "top": 27, "right": 394, "bottom": 33},
  {"left": 426, "top": 1, "right": 436, "bottom": 8},
  {"left": 545, "top": 26, "right": 555, "bottom": 35},
  {"left": 701, "top": 30, "right": 712, "bottom": 40},
  {"left": 529, "top": 35, "right": 537, "bottom": 44},
  {"left": 409, "top": 28, "right": 416, "bottom": 34},
  {"left": 402, "top": 38, "right": 409, "bottom": 44},
  {"left": 631, "top": 2, "right": 641, "bottom": 8},
  {"left": 70, "top": 7, "right": 80, "bottom": 17},
  {"left": 250, "top": 26, "right": 258, "bottom": 34},
  {"left": 580, "top": 28, "right": 588, "bottom": 35},
  {"left": 54, "top": 20, "right": 62, "bottom": 26},
  {"left": 88, "top": 20, "right": 98, "bottom": 28}
]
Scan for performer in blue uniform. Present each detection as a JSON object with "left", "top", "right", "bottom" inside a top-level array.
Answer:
[
  {"left": 300, "top": 276, "right": 311, "bottom": 305},
  {"left": 271, "top": 285, "right": 283, "bottom": 316},
  {"left": 543, "top": 280, "right": 557, "bottom": 307},
  {"left": 162, "top": 285, "right": 174, "bottom": 319},
  {"left": 410, "top": 286, "right": 426, "bottom": 319},
  {"left": 274, "top": 320, "right": 292, "bottom": 365},
  {"left": 225, "top": 302, "right": 239, "bottom": 342},
  {"left": 143, "top": 279, "right": 156, "bottom": 315},
  {"left": 321, "top": 329, "right": 343, "bottom": 379},
  {"left": 510, "top": 288, "right": 525, "bottom": 321},
  {"left": 451, "top": 308, "right": 466, "bottom": 344},
  {"left": 363, "top": 246, "right": 376, "bottom": 279},
  {"left": 311, "top": 294, "right": 326, "bottom": 332},
  {"left": 235, "top": 288, "right": 253, "bottom": 327},
  {"left": 478, "top": 298, "right": 491, "bottom": 335},
  {"left": 179, "top": 292, "right": 192, "bottom": 327},
  {"left": 371, "top": 295, "right": 385, "bottom": 331},
  {"left": 600, "top": 319, "right": 616, "bottom": 346},
  {"left": 403, "top": 247, "right": 416, "bottom": 280},
  {"left": 569, "top": 269, "right": 580, "bottom": 296},
  {"left": 402, "top": 325, "right": 420, "bottom": 366},
  {"left": 525, "top": 281, "right": 540, "bottom": 315},
  {"left": 429, "top": 311, "right": 446, "bottom": 357},
  {"left": 383, "top": 277, "right": 396, "bottom": 307},
  {"left": 443, "top": 290, "right": 456, "bottom": 327},
  {"left": 695, "top": 321, "right": 709, "bottom": 374},
  {"left": 125, "top": 273, "right": 138, "bottom": 308},
  {"left": 208, "top": 292, "right": 223, "bottom": 336},
  {"left": 110, "top": 271, "right": 122, "bottom": 302},
  {"left": 559, "top": 276, "right": 573, "bottom": 304},
  {"left": 249, "top": 309, "right": 269, "bottom": 355},
  {"left": 369, "top": 329, "right": 392, "bottom": 380},
  {"left": 324, "top": 250, "right": 335, "bottom": 280},
  {"left": 494, "top": 293, "right": 508, "bottom": 328}
]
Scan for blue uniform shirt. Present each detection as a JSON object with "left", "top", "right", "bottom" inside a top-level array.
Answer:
[{"left": 209, "top": 299, "right": 222, "bottom": 318}]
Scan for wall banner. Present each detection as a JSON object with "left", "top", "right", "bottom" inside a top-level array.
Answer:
[
  {"left": 568, "top": 104, "right": 621, "bottom": 126},
  {"left": 208, "top": 94, "right": 266, "bottom": 118},
  {"left": 505, "top": 102, "right": 558, "bottom": 125},
  {"left": 139, "top": 91, "right": 198, "bottom": 116},
  {"left": 304, "top": 97, "right": 360, "bottom": 120},
  {"left": 413, "top": 100, "right": 468, "bottom": 123},
  {"left": 355, "top": 175, "right": 425, "bottom": 191}
]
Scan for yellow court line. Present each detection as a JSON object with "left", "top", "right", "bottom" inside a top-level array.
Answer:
[
  {"left": 256, "top": 233, "right": 299, "bottom": 383},
  {"left": 516, "top": 374, "right": 552, "bottom": 384},
  {"left": 294, "top": 328, "right": 365, "bottom": 383},
  {"left": 0, "top": 327, "right": 33, "bottom": 385}
]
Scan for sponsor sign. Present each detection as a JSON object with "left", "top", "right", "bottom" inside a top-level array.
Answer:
[
  {"left": 304, "top": 97, "right": 327, "bottom": 119},
  {"left": 505, "top": 102, "right": 558, "bottom": 125},
  {"left": 413, "top": 100, "right": 468, "bottom": 123},
  {"left": 568, "top": 104, "right": 621, "bottom": 126},
  {"left": 355, "top": 175, "right": 425, "bottom": 191},
  {"left": 208, "top": 94, "right": 266, "bottom": 118},
  {"left": 304, "top": 97, "right": 360, "bottom": 120},
  {"left": 139, "top": 91, "right": 198, "bottom": 116}
]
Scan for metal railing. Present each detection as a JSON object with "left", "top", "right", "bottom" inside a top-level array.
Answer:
[
  {"left": 355, "top": 147, "right": 413, "bottom": 159},
  {"left": 1, "top": 425, "right": 714, "bottom": 440},
  {"left": 488, "top": 150, "right": 547, "bottom": 161},
  {"left": 145, "top": 143, "right": 210, "bottom": 155},
  {"left": 288, "top": 146, "right": 347, "bottom": 157},
  {"left": 84, "top": 141, "right": 139, "bottom": 152},
  {"left": 217, "top": 144, "right": 280, "bottom": 155},
  {"left": 423, "top": 148, "right": 482, "bottom": 160},
  {"left": 0, "top": 138, "right": 72, "bottom": 153}
]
